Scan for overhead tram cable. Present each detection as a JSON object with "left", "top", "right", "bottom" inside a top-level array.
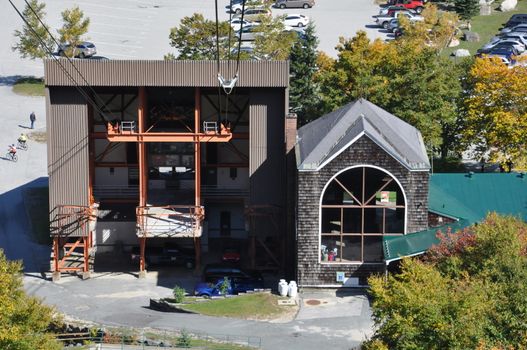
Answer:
[
  {"left": 9, "top": 0, "right": 114, "bottom": 123},
  {"left": 22, "top": 0, "right": 116, "bottom": 123},
  {"left": 214, "top": 0, "right": 247, "bottom": 95}
]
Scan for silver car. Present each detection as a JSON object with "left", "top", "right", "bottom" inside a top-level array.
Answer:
[
  {"left": 58, "top": 41, "right": 97, "bottom": 58},
  {"left": 275, "top": 0, "right": 315, "bottom": 9}
]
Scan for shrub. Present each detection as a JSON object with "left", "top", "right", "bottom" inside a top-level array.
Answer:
[
  {"left": 176, "top": 329, "right": 191, "bottom": 348},
  {"left": 172, "top": 285, "right": 186, "bottom": 303},
  {"left": 218, "top": 277, "right": 230, "bottom": 295}
]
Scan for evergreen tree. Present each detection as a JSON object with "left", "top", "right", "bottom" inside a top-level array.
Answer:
[
  {"left": 12, "top": 0, "right": 55, "bottom": 60},
  {"left": 454, "top": 0, "right": 480, "bottom": 21},
  {"left": 289, "top": 23, "right": 320, "bottom": 126},
  {"left": 57, "top": 6, "right": 90, "bottom": 58}
]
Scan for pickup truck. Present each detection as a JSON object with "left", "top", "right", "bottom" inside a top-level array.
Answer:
[
  {"left": 385, "top": 0, "right": 425, "bottom": 14},
  {"left": 375, "top": 10, "right": 421, "bottom": 29}
]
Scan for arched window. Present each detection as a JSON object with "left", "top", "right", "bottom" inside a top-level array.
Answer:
[{"left": 320, "top": 166, "right": 406, "bottom": 263}]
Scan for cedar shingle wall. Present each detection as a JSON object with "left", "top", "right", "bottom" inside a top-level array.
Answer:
[{"left": 296, "top": 135, "right": 429, "bottom": 286}]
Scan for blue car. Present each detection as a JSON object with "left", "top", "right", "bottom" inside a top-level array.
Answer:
[{"left": 194, "top": 277, "right": 263, "bottom": 297}]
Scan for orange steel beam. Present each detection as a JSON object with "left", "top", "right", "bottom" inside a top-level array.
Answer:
[
  {"left": 138, "top": 86, "right": 147, "bottom": 273},
  {"left": 53, "top": 237, "right": 59, "bottom": 272},
  {"left": 83, "top": 236, "right": 89, "bottom": 272},
  {"left": 91, "top": 132, "right": 241, "bottom": 141},
  {"left": 106, "top": 132, "right": 232, "bottom": 143}
]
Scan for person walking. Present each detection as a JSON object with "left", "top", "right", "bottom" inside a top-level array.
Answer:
[{"left": 30, "top": 111, "right": 36, "bottom": 129}]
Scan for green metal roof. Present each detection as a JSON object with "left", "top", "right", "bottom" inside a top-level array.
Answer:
[{"left": 384, "top": 173, "right": 527, "bottom": 262}]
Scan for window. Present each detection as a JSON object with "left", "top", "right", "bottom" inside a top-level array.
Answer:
[{"left": 320, "top": 166, "right": 405, "bottom": 263}]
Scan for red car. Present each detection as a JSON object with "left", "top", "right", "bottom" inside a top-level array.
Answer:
[
  {"left": 222, "top": 248, "right": 241, "bottom": 263},
  {"left": 386, "top": 0, "right": 425, "bottom": 14}
]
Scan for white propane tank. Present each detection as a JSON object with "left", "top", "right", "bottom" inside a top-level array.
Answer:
[
  {"left": 288, "top": 281, "right": 298, "bottom": 298},
  {"left": 278, "top": 279, "right": 289, "bottom": 296}
]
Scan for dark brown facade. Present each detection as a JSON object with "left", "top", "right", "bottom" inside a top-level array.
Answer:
[
  {"left": 296, "top": 136, "right": 429, "bottom": 286},
  {"left": 45, "top": 60, "right": 290, "bottom": 277}
]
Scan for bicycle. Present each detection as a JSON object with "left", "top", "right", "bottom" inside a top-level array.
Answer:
[
  {"left": 6, "top": 151, "right": 18, "bottom": 162},
  {"left": 17, "top": 140, "right": 28, "bottom": 151}
]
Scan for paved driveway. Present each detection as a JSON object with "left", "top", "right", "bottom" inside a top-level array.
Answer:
[{"left": 24, "top": 271, "right": 373, "bottom": 350}]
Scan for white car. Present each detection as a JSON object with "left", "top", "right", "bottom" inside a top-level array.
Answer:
[
  {"left": 482, "top": 37, "right": 526, "bottom": 53},
  {"left": 283, "top": 14, "right": 309, "bottom": 27},
  {"left": 230, "top": 18, "right": 253, "bottom": 31}
]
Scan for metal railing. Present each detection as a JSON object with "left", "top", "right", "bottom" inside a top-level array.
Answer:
[
  {"left": 50, "top": 204, "right": 98, "bottom": 237},
  {"left": 136, "top": 205, "right": 204, "bottom": 238},
  {"left": 58, "top": 329, "right": 262, "bottom": 349},
  {"left": 120, "top": 121, "right": 136, "bottom": 133},
  {"left": 203, "top": 121, "right": 218, "bottom": 133}
]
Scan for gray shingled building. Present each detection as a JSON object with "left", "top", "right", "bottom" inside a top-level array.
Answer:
[{"left": 295, "top": 99, "right": 430, "bottom": 286}]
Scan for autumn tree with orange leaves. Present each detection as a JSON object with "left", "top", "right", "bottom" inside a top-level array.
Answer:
[{"left": 461, "top": 57, "right": 527, "bottom": 167}]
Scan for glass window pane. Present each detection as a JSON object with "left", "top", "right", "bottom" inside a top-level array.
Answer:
[
  {"left": 342, "top": 208, "right": 361, "bottom": 233},
  {"left": 321, "top": 208, "right": 341, "bottom": 234},
  {"left": 364, "top": 208, "right": 383, "bottom": 233},
  {"left": 336, "top": 168, "right": 363, "bottom": 202},
  {"left": 322, "top": 182, "right": 344, "bottom": 205},
  {"left": 385, "top": 208, "right": 404, "bottom": 234},
  {"left": 341, "top": 236, "right": 361, "bottom": 262},
  {"left": 321, "top": 236, "right": 341, "bottom": 262},
  {"left": 363, "top": 236, "right": 383, "bottom": 262}
]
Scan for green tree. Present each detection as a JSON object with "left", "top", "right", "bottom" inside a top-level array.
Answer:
[
  {"left": 12, "top": 0, "right": 55, "bottom": 60},
  {"left": 167, "top": 13, "right": 236, "bottom": 60},
  {"left": 250, "top": 10, "right": 297, "bottom": 60},
  {"left": 0, "top": 250, "right": 61, "bottom": 350},
  {"left": 289, "top": 23, "right": 319, "bottom": 125},
  {"left": 316, "top": 29, "right": 462, "bottom": 150},
  {"left": 454, "top": 0, "right": 480, "bottom": 21},
  {"left": 57, "top": 6, "right": 90, "bottom": 58},
  {"left": 366, "top": 214, "right": 527, "bottom": 349}
]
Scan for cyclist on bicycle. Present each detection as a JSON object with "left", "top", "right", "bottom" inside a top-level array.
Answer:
[
  {"left": 8, "top": 144, "right": 17, "bottom": 154},
  {"left": 18, "top": 133, "right": 28, "bottom": 144}
]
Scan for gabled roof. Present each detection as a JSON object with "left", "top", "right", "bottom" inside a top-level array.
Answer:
[
  {"left": 296, "top": 99, "right": 430, "bottom": 171},
  {"left": 383, "top": 172, "right": 527, "bottom": 262}
]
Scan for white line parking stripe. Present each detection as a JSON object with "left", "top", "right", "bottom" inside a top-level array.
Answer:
[{"left": 73, "top": 2, "right": 158, "bottom": 14}]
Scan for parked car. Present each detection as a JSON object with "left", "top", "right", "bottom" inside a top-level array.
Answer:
[
  {"left": 384, "top": 0, "right": 425, "bottom": 14},
  {"left": 57, "top": 41, "right": 97, "bottom": 58},
  {"left": 500, "top": 23, "right": 527, "bottom": 34},
  {"left": 283, "top": 14, "right": 309, "bottom": 27},
  {"left": 504, "top": 13, "right": 527, "bottom": 29},
  {"left": 230, "top": 18, "right": 253, "bottom": 31},
  {"left": 233, "top": 7, "right": 272, "bottom": 21},
  {"left": 376, "top": 11, "right": 422, "bottom": 29},
  {"left": 275, "top": 0, "right": 315, "bottom": 9},
  {"left": 487, "top": 50, "right": 517, "bottom": 66},
  {"left": 236, "top": 25, "right": 263, "bottom": 41},
  {"left": 194, "top": 277, "right": 263, "bottom": 297},
  {"left": 386, "top": 13, "right": 423, "bottom": 32},
  {"left": 222, "top": 247, "right": 241, "bottom": 263},
  {"left": 202, "top": 263, "right": 264, "bottom": 283},
  {"left": 130, "top": 243, "right": 195, "bottom": 269},
  {"left": 502, "top": 33, "right": 527, "bottom": 46},
  {"left": 477, "top": 42, "right": 521, "bottom": 56},
  {"left": 480, "top": 37, "right": 525, "bottom": 53},
  {"left": 378, "top": 5, "right": 407, "bottom": 16}
]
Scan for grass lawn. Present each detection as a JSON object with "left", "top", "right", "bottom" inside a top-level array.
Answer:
[
  {"left": 444, "top": 0, "right": 527, "bottom": 56},
  {"left": 23, "top": 187, "right": 51, "bottom": 245},
  {"left": 12, "top": 77, "right": 45, "bottom": 97},
  {"left": 180, "top": 293, "right": 295, "bottom": 320}
]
